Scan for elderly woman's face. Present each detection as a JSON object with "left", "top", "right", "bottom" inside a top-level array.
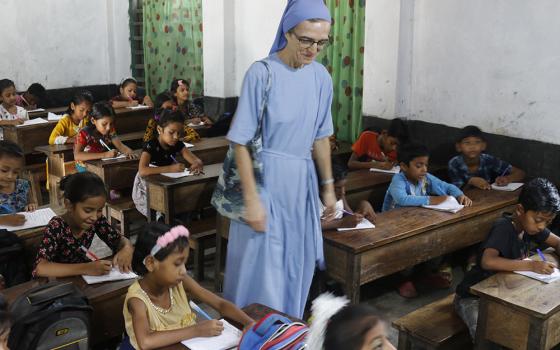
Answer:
[{"left": 285, "top": 20, "right": 331, "bottom": 66}]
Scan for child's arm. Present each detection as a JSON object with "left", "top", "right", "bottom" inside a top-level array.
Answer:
[
  {"left": 481, "top": 248, "right": 555, "bottom": 274},
  {"left": 347, "top": 152, "right": 393, "bottom": 170},
  {"left": 138, "top": 152, "right": 184, "bottom": 177},
  {"left": 496, "top": 166, "right": 525, "bottom": 186},
  {"left": 0, "top": 214, "right": 26, "bottom": 226},
  {"left": 49, "top": 119, "right": 70, "bottom": 145},
  {"left": 112, "top": 236, "right": 134, "bottom": 273},
  {"left": 183, "top": 274, "right": 254, "bottom": 327},
  {"left": 111, "top": 99, "right": 137, "bottom": 108},
  {"left": 428, "top": 174, "right": 472, "bottom": 206},
  {"left": 0, "top": 119, "right": 24, "bottom": 126},
  {"left": 355, "top": 200, "right": 376, "bottom": 223},
  {"left": 321, "top": 214, "right": 364, "bottom": 230},
  {"left": 34, "top": 259, "right": 112, "bottom": 277},
  {"left": 73, "top": 141, "right": 117, "bottom": 161},
  {"left": 180, "top": 147, "right": 204, "bottom": 172},
  {"left": 388, "top": 175, "right": 439, "bottom": 207},
  {"left": 142, "top": 95, "right": 154, "bottom": 107},
  {"left": 545, "top": 232, "right": 560, "bottom": 257},
  {"left": 25, "top": 185, "right": 37, "bottom": 211},
  {"left": 112, "top": 137, "right": 136, "bottom": 157}
]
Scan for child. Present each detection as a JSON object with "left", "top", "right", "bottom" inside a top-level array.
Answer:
[
  {"left": 143, "top": 91, "right": 200, "bottom": 144},
  {"left": 15, "top": 83, "right": 46, "bottom": 110},
  {"left": 121, "top": 223, "right": 253, "bottom": 349},
  {"left": 74, "top": 101, "right": 136, "bottom": 172},
  {"left": 0, "top": 295, "right": 10, "bottom": 349},
  {"left": 111, "top": 78, "right": 154, "bottom": 108},
  {"left": 170, "top": 79, "right": 213, "bottom": 126},
  {"left": 33, "top": 172, "right": 134, "bottom": 278},
  {"left": 347, "top": 118, "right": 408, "bottom": 171},
  {"left": 133, "top": 110, "right": 204, "bottom": 217},
  {"left": 0, "top": 79, "right": 28, "bottom": 140},
  {"left": 455, "top": 178, "right": 560, "bottom": 340},
  {"left": 307, "top": 293, "right": 396, "bottom": 350},
  {"left": 0, "top": 140, "right": 36, "bottom": 225},
  {"left": 448, "top": 125, "right": 525, "bottom": 190},
  {"left": 382, "top": 142, "right": 472, "bottom": 212},
  {"left": 49, "top": 90, "right": 93, "bottom": 144},
  {"left": 319, "top": 160, "right": 376, "bottom": 230}
]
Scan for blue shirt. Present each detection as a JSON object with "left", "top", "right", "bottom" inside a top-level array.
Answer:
[
  {"left": 448, "top": 153, "right": 512, "bottom": 189},
  {"left": 382, "top": 172, "right": 464, "bottom": 212}
]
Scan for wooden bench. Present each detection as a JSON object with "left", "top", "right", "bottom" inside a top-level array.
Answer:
[
  {"left": 393, "top": 294, "right": 471, "bottom": 350},
  {"left": 105, "top": 198, "right": 144, "bottom": 236},
  {"left": 187, "top": 216, "right": 218, "bottom": 282}
]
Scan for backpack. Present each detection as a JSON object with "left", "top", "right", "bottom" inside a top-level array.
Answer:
[
  {"left": 8, "top": 281, "right": 93, "bottom": 350},
  {"left": 238, "top": 313, "right": 308, "bottom": 350},
  {"left": 0, "top": 229, "right": 27, "bottom": 287}
]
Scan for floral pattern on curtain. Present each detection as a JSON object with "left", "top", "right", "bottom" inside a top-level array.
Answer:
[{"left": 143, "top": 0, "right": 204, "bottom": 97}]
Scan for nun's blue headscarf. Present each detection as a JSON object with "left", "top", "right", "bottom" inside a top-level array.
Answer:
[{"left": 269, "top": 0, "right": 331, "bottom": 54}]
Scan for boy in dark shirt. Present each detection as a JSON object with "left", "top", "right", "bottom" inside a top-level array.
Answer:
[{"left": 455, "top": 178, "right": 560, "bottom": 340}]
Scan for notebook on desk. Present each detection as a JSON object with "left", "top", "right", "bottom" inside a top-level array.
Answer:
[
  {"left": 181, "top": 319, "right": 241, "bottom": 350},
  {"left": 16, "top": 118, "right": 48, "bottom": 127},
  {"left": 47, "top": 112, "right": 63, "bottom": 121},
  {"left": 422, "top": 196, "right": 464, "bottom": 213},
  {"left": 82, "top": 268, "right": 138, "bottom": 284},
  {"left": 161, "top": 170, "right": 192, "bottom": 178},
  {"left": 514, "top": 259, "right": 560, "bottom": 283},
  {"left": 369, "top": 165, "right": 400, "bottom": 174},
  {"left": 337, "top": 218, "right": 375, "bottom": 231},
  {"left": 0, "top": 207, "right": 56, "bottom": 231},
  {"left": 126, "top": 105, "right": 150, "bottom": 110},
  {"left": 491, "top": 182, "right": 524, "bottom": 192}
]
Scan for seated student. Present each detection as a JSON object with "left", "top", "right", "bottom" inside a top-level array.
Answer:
[
  {"left": 448, "top": 125, "right": 525, "bottom": 189},
  {"left": 49, "top": 90, "right": 93, "bottom": 144},
  {"left": 0, "top": 295, "right": 10, "bottom": 349},
  {"left": 143, "top": 91, "right": 200, "bottom": 144},
  {"left": 0, "top": 79, "right": 29, "bottom": 140},
  {"left": 15, "top": 83, "right": 46, "bottom": 110},
  {"left": 121, "top": 223, "right": 253, "bottom": 350},
  {"left": 347, "top": 118, "right": 408, "bottom": 171},
  {"left": 110, "top": 78, "right": 154, "bottom": 108},
  {"left": 33, "top": 172, "right": 134, "bottom": 278},
  {"left": 455, "top": 178, "right": 560, "bottom": 340},
  {"left": 170, "top": 79, "right": 213, "bottom": 126},
  {"left": 319, "top": 160, "right": 376, "bottom": 230},
  {"left": 133, "top": 110, "right": 203, "bottom": 217},
  {"left": 307, "top": 293, "right": 396, "bottom": 350}
]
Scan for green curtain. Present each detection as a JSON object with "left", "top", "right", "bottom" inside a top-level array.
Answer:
[
  {"left": 143, "top": 0, "right": 204, "bottom": 98},
  {"left": 319, "top": 0, "right": 365, "bottom": 142}
]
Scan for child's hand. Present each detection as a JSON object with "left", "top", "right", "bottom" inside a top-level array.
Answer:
[
  {"left": 341, "top": 213, "right": 364, "bottom": 228},
  {"left": 25, "top": 203, "right": 37, "bottom": 212},
  {"left": 531, "top": 260, "right": 556, "bottom": 275},
  {"left": 104, "top": 150, "right": 118, "bottom": 158},
  {"left": 356, "top": 200, "right": 376, "bottom": 223},
  {"left": 113, "top": 245, "right": 133, "bottom": 273},
  {"left": 87, "top": 260, "right": 112, "bottom": 276},
  {"left": 13, "top": 119, "right": 25, "bottom": 126},
  {"left": 66, "top": 136, "right": 75, "bottom": 144},
  {"left": 171, "top": 162, "right": 186, "bottom": 173},
  {"left": 373, "top": 161, "right": 394, "bottom": 170},
  {"left": 457, "top": 195, "right": 472, "bottom": 207},
  {"left": 126, "top": 151, "right": 138, "bottom": 159},
  {"left": 468, "top": 177, "right": 491, "bottom": 190},
  {"left": 190, "top": 117, "right": 202, "bottom": 125},
  {"left": 495, "top": 176, "right": 511, "bottom": 186},
  {"left": 189, "top": 159, "right": 204, "bottom": 174},
  {"left": 1, "top": 214, "right": 26, "bottom": 226},
  {"left": 429, "top": 195, "right": 448, "bottom": 205},
  {"left": 202, "top": 116, "right": 213, "bottom": 125},
  {"left": 195, "top": 320, "right": 224, "bottom": 337},
  {"left": 128, "top": 100, "right": 139, "bottom": 107}
]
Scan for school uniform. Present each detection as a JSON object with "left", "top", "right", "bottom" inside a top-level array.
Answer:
[
  {"left": 448, "top": 153, "right": 512, "bottom": 188},
  {"left": 0, "top": 104, "right": 28, "bottom": 140},
  {"left": 351, "top": 131, "right": 397, "bottom": 162}
]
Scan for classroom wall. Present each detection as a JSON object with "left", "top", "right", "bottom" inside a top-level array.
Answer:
[
  {"left": 363, "top": 0, "right": 560, "bottom": 146},
  {"left": 0, "top": 0, "right": 131, "bottom": 90}
]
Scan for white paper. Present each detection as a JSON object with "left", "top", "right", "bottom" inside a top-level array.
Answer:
[
  {"left": 47, "top": 112, "right": 64, "bottom": 121},
  {"left": 491, "top": 182, "right": 524, "bottom": 192},
  {"left": 422, "top": 196, "right": 464, "bottom": 213},
  {"left": 181, "top": 319, "right": 241, "bottom": 350},
  {"left": 183, "top": 142, "right": 194, "bottom": 148},
  {"left": 369, "top": 165, "right": 400, "bottom": 174},
  {"left": 188, "top": 121, "right": 205, "bottom": 127},
  {"left": 0, "top": 207, "right": 56, "bottom": 231},
  {"left": 161, "top": 169, "right": 192, "bottom": 178},
  {"left": 27, "top": 108, "right": 45, "bottom": 113},
  {"left": 337, "top": 218, "right": 375, "bottom": 231},
  {"left": 89, "top": 234, "right": 113, "bottom": 259},
  {"left": 16, "top": 117, "right": 49, "bottom": 127},
  {"left": 101, "top": 154, "right": 127, "bottom": 161},
  {"left": 82, "top": 268, "right": 138, "bottom": 284},
  {"left": 125, "top": 104, "right": 150, "bottom": 110},
  {"left": 515, "top": 260, "right": 560, "bottom": 283}
]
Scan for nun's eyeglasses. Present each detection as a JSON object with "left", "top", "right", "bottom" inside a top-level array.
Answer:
[{"left": 292, "top": 33, "right": 330, "bottom": 49}]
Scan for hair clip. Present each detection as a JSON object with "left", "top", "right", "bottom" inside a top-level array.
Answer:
[{"left": 144, "top": 226, "right": 190, "bottom": 266}]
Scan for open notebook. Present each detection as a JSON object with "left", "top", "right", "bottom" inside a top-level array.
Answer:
[
  {"left": 126, "top": 105, "right": 150, "bottom": 110},
  {"left": 422, "top": 196, "right": 464, "bottom": 213},
  {"left": 491, "top": 182, "right": 524, "bottom": 192},
  {"left": 161, "top": 170, "right": 192, "bottom": 178},
  {"left": 16, "top": 117, "right": 49, "bottom": 127},
  {"left": 181, "top": 319, "right": 241, "bottom": 350},
  {"left": 0, "top": 207, "right": 56, "bottom": 231},
  {"left": 188, "top": 121, "right": 205, "bottom": 127},
  {"left": 82, "top": 268, "right": 138, "bottom": 284},
  {"left": 47, "top": 112, "right": 63, "bottom": 121},
  {"left": 337, "top": 218, "right": 375, "bottom": 231},
  {"left": 370, "top": 165, "right": 400, "bottom": 174},
  {"left": 101, "top": 154, "right": 127, "bottom": 161},
  {"left": 514, "top": 259, "right": 560, "bottom": 283},
  {"left": 183, "top": 142, "right": 194, "bottom": 148}
]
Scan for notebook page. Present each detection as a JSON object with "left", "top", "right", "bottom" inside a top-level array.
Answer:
[
  {"left": 126, "top": 105, "right": 150, "bottom": 110},
  {"left": 337, "top": 218, "right": 375, "bottom": 231},
  {"left": 0, "top": 207, "right": 56, "bottom": 231},
  {"left": 27, "top": 108, "right": 45, "bottom": 113},
  {"left": 491, "top": 182, "right": 524, "bottom": 192},
  {"left": 422, "top": 196, "right": 464, "bottom": 213},
  {"left": 514, "top": 259, "right": 560, "bottom": 283},
  {"left": 101, "top": 154, "right": 127, "bottom": 161},
  {"left": 183, "top": 142, "right": 194, "bottom": 148},
  {"left": 161, "top": 170, "right": 192, "bottom": 178},
  {"left": 369, "top": 165, "right": 400, "bottom": 174},
  {"left": 181, "top": 319, "right": 241, "bottom": 350},
  {"left": 16, "top": 118, "right": 48, "bottom": 127},
  {"left": 47, "top": 112, "right": 63, "bottom": 121},
  {"left": 82, "top": 268, "right": 138, "bottom": 284}
]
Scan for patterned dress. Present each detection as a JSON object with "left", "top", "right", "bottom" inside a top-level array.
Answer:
[{"left": 0, "top": 179, "right": 30, "bottom": 213}]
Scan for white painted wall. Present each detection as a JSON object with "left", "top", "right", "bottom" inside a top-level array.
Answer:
[
  {"left": 0, "top": 0, "right": 131, "bottom": 90},
  {"left": 364, "top": 0, "right": 560, "bottom": 145}
]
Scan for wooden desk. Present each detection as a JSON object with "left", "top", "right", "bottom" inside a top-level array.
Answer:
[
  {"left": 188, "top": 136, "right": 228, "bottom": 165},
  {"left": 344, "top": 170, "right": 393, "bottom": 210},
  {"left": 471, "top": 253, "right": 560, "bottom": 350},
  {"left": 85, "top": 150, "right": 144, "bottom": 192},
  {"left": 3, "top": 276, "right": 135, "bottom": 347},
  {"left": 322, "top": 188, "right": 519, "bottom": 303},
  {"left": 145, "top": 163, "right": 222, "bottom": 224},
  {"left": 28, "top": 106, "right": 67, "bottom": 119}
]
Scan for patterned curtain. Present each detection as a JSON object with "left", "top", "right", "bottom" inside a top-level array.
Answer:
[
  {"left": 319, "top": 0, "right": 366, "bottom": 142},
  {"left": 143, "top": 0, "right": 204, "bottom": 97}
]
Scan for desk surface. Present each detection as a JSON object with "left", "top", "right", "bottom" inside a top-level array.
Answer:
[
  {"left": 35, "top": 131, "right": 145, "bottom": 156},
  {"left": 144, "top": 163, "right": 222, "bottom": 188},
  {"left": 323, "top": 188, "right": 519, "bottom": 253},
  {"left": 344, "top": 169, "right": 393, "bottom": 193}
]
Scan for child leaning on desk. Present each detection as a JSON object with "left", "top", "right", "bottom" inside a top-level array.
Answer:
[
  {"left": 121, "top": 223, "right": 253, "bottom": 350},
  {"left": 33, "top": 172, "right": 134, "bottom": 278},
  {"left": 455, "top": 178, "right": 560, "bottom": 341},
  {"left": 111, "top": 78, "right": 154, "bottom": 109},
  {"left": 0, "top": 79, "right": 29, "bottom": 140},
  {"left": 48, "top": 90, "right": 93, "bottom": 145}
]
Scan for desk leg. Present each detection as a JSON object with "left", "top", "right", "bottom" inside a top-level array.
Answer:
[
  {"left": 526, "top": 317, "right": 548, "bottom": 350},
  {"left": 164, "top": 189, "right": 175, "bottom": 225},
  {"left": 474, "top": 298, "right": 493, "bottom": 350},
  {"left": 344, "top": 253, "right": 361, "bottom": 304}
]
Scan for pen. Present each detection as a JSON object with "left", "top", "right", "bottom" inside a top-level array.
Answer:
[
  {"left": 341, "top": 208, "right": 354, "bottom": 216},
  {"left": 537, "top": 248, "right": 547, "bottom": 262},
  {"left": 99, "top": 139, "right": 112, "bottom": 152},
  {"left": 170, "top": 155, "right": 178, "bottom": 163},
  {"left": 189, "top": 301, "right": 212, "bottom": 320},
  {"left": 80, "top": 245, "right": 100, "bottom": 261},
  {"left": 499, "top": 166, "right": 510, "bottom": 178}
]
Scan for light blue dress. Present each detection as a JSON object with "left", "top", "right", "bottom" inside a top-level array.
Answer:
[{"left": 224, "top": 53, "right": 333, "bottom": 318}]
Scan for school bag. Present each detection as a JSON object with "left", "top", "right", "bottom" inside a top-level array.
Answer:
[
  {"left": 8, "top": 281, "right": 92, "bottom": 350},
  {"left": 0, "top": 229, "right": 27, "bottom": 287},
  {"left": 238, "top": 312, "right": 308, "bottom": 350}
]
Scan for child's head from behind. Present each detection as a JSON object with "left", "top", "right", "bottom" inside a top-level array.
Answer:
[
  {"left": 26, "top": 83, "right": 47, "bottom": 106},
  {"left": 119, "top": 78, "right": 138, "bottom": 100},
  {"left": 332, "top": 160, "right": 349, "bottom": 200},
  {"left": 379, "top": 118, "right": 409, "bottom": 154},
  {"left": 0, "top": 140, "right": 24, "bottom": 189},
  {"left": 60, "top": 172, "right": 107, "bottom": 231},
  {"left": 132, "top": 223, "right": 190, "bottom": 286},
  {"left": 516, "top": 178, "right": 560, "bottom": 235},
  {"left": 90, "top": 102, "right": 115, "bottom": 136},
  {"left": 325, "top": 305, "right": 388, "bottom": 350},
  {"left": 456, "top": 125, "right": 486, "bottom": 160},
  {"left": 170, "top": 79, "right": 189, "bottom": 104},
  {"left": 67, "top": 90, "right": 93, "bottom": 120},
  {"left": 157, "top": 110, "right": 185, "bottom": 147},
  {"left": 0, "top": 295, "right": 11, "bottom": 349},
  {"left": 397, "top": 142, "right": 430, "bottom": 182},
  {"left": 0, "top": 79, "right": 16, "bottom": 107},
  {"left": 154, "top": 91, "right": 175, "bottom": 118}
]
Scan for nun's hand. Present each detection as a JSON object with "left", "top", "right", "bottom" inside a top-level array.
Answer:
[
  {"left": 321, "top": 188, "right": 337, "bottom": 222},
  {"left": 244, "top": 198, "right": 267, "bottom": 233}
]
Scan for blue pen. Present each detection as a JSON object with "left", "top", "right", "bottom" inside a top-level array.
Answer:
[
  {"left": 170, "top": 155, "right": 178, "bottom": 163},
  {"left": 189, "top": 301, "right": 212, "bottom": 320},
  {"left": 499, "top": 166, "right": 511, "bottom": 178},
  {"left": 537, "top": 248, "right": 547, "bottom": 262}
]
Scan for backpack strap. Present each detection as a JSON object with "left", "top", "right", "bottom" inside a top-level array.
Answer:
[
  {"left": 26, "top": 282, "right": 76, "bottom": 305},
  {"left": 253, "top": 312, "right": 293, "bottom": 337},
  {"left": 251, "top": 59, "right": 273, "bottom": 143}
]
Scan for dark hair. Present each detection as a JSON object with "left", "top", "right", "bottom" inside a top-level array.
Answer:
[
  {"left": 170, "top": 78, "right": 190, "bottom": 94},
  {"left": 66, "top": 90, "right": 94, "bottom": 115},
  {"left": 27, "top": 83, "right": 46, "bottom": 99},
  {"left": 90, "top": 101, "right": 115, "bottom": 121},
  {"left": 0, "top": 140, "right": 24, "bottom": 160},
  {"left": 158, "top": 109, "right": 185, "bottom": 128},
  {"left": 132, "top": 223, "right": 190, "bottom": 276},
  {"left": 387, "top": 118, "right": 409, "bottom": 144},
  {"left": 457, "top": 125, "right": 485, "bottom": 143},
  {"left": 519, "top": 178, "right": 560, "bottom": 213},
  {"left": 0, "top": 79, "right": 15, "bottom": 96},
  {"left": 120, "top": 78, "right": 137, "bottom": 89},
  {"left": 324, "top": 304, "right": 380, "bottom": 350},
  {"left": 397, "top": 142, "right": 430, "bottom": 165},
  {"left": 60, "top": 172, "right": 107, "bottom": 203},
  {"left": 0, "top": 295, "right": 11, "bottom": 339},
  {"left": 154, "top": 91, "right": 175, "bottom": 120},
  {"left": 332, "top": 159, "right": 348, "bottom": 183}
]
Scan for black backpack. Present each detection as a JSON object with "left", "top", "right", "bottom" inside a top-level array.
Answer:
[
  {"left": 0, "top": 229, "right": 27, "bottom": 287},
  {"left": 8, "top": 281, "right": 93, "bottom": 350}
]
